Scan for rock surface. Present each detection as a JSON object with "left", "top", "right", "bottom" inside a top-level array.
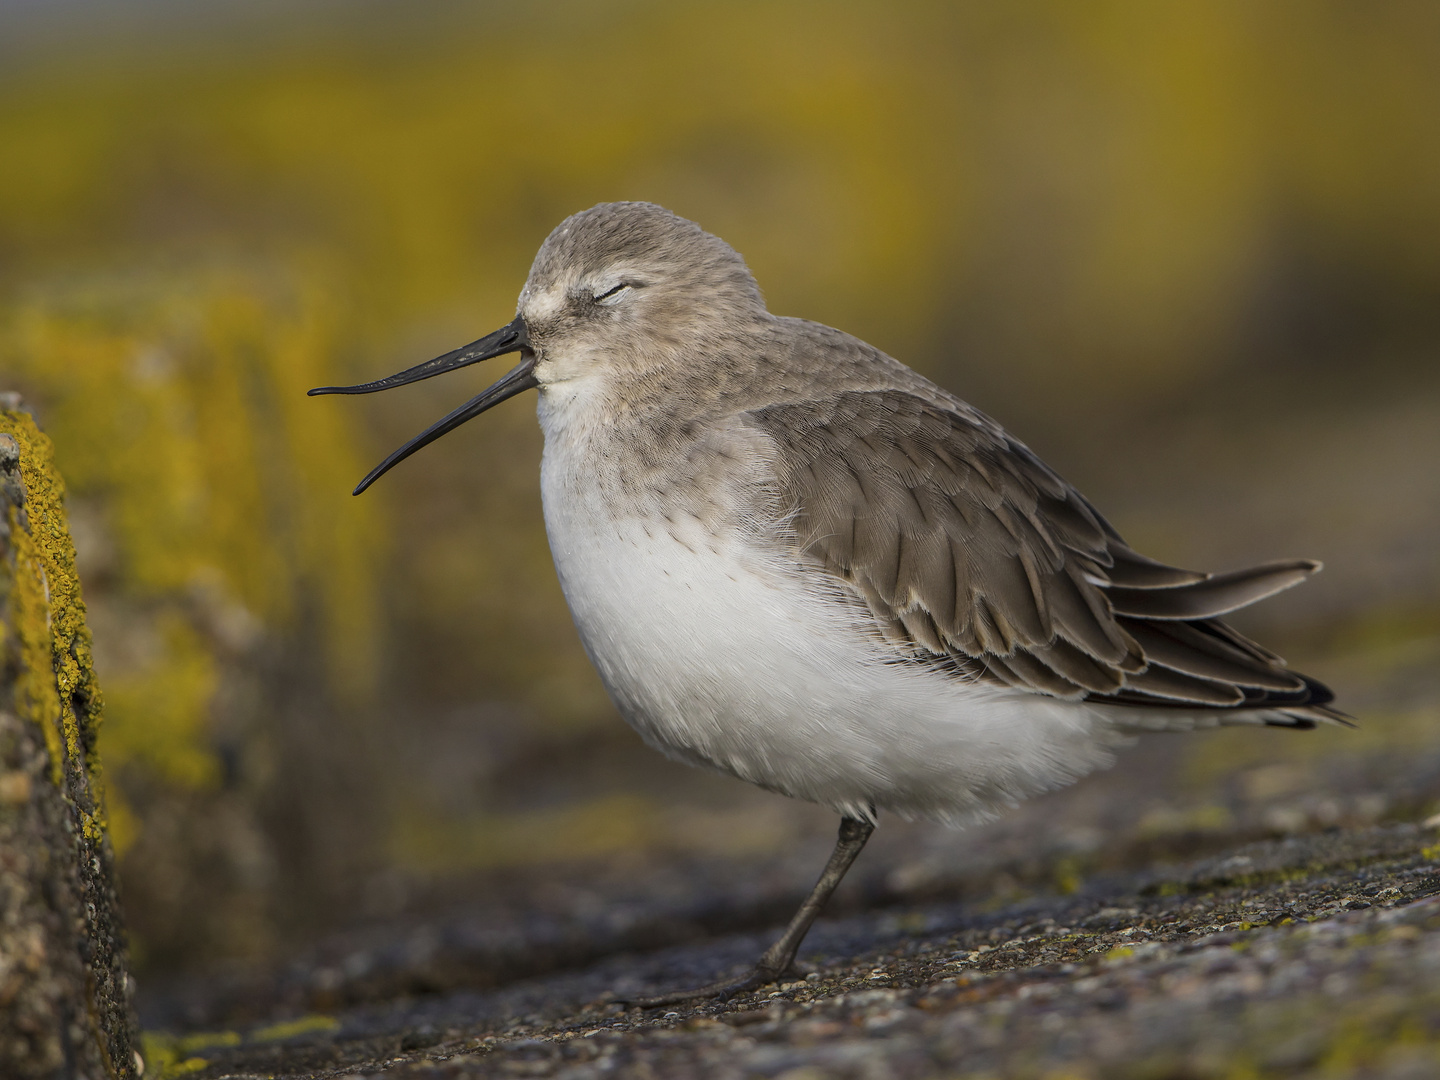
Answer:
[
  {"left": 138, "top": 810, "right": 1440, "bottom": 1078},
  {"left": 0, "top": 405, "right": 137, "bottom": 1080}
]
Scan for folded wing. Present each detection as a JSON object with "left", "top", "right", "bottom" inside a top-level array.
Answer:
[{"left": 750, "top": 390, "right": 1345, "bottom": 728}]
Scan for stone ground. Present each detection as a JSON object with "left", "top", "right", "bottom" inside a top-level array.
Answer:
[
  {"left": 138, "top": 633, "right": 1440, "bottom": 1079},
  {"left": 146, "top": 823, "right": 1440, "bottom": 1080}
]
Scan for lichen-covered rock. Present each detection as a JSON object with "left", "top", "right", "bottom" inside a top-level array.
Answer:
[
  {"left": 0, "top": 400, "right": 136, "bottom": 1080},
  {"left": 132, "top": 818, "right": 1440, "bottom": 1080}
]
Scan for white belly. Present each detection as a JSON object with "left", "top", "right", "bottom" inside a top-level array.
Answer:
[{"left": 537, "top": 417, "right": 1125, "bottom": 825}]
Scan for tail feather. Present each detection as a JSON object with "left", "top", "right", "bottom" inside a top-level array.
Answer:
[
  {"left": 1088, "top": 561, "right": 1347, "bottom": 725},
  {"left": 1122, "top": 619, "right": 1307, "bottom": 692},
  {"left": 1104, "top": 559, "right": 1321, "bottom": 620},
  {"left": 1103, "top": 545, "right": 1208, "bottom": 589}
]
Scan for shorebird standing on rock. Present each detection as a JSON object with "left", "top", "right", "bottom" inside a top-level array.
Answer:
[{"left": 311, "top": 202, "right": 1346, "bottom": 1005}]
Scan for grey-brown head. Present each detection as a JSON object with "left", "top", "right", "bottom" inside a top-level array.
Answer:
[{"left": 309, "top": 202, "right": 766, "bottom": 493}]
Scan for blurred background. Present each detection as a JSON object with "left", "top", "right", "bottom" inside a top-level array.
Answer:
[{"left": 2, "top": 0, "right": 1438, "bottom": 1003}]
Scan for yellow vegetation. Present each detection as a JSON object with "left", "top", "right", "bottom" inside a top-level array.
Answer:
[
  {"left": 1, "top": 409, "right": 105, "bottom": 832},
  {"left": 5, "top": 276, "right": 383, "bottom": 848}
]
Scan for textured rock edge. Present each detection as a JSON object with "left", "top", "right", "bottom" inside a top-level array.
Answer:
[{"left": 1, "top": 400, "right": 137, "bottom": 1079}]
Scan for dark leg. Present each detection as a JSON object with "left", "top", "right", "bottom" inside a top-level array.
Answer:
[{"left": 623, "top": 815, "right": 875, "bottom": 1008}]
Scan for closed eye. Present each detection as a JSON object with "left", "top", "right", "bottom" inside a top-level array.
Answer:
[{"left": 594, "top": 283, "right": 633, "bottom": 306}]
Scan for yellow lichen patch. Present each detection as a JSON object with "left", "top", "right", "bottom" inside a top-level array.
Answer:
[
  {"left": 5, "top": 273, "right": 384, "bottom": 842},
  {"left": 11, "top": 274, "right": 383, "bottom": 685},
  {"left": 140, "top": 1016, "right": 339, "bottom": 1079},
  {"left": 249, "top": 1014, "right": 340, "bottom": 1043},
  {"left": 102, "top": 615, "right": 222, "bottom": 794},
  {"left": 1051, "top": 856, "right": 1085, "bottom": 897},
  {"left": 139, "top": 1031, "right": 240, "bottom": 1080},
  {"left": 1, "top": 408, "right": 104, "bottom": 795},
  {"left": 4, "top": 498, "right": 66, "bottom": 785}
]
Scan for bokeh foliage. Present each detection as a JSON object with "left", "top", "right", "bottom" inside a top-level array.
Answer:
[
  {"left": 1, "top": 0, "right": 1437, "bottom": 971},
  {"left": 11, "top": 277, "right": 382, "bottom": 786}
]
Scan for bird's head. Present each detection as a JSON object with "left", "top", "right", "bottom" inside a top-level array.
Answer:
[
  {"left": 309, "top": 202, "right": 764, "bottom": 493},
  {"left": 519, "top": 201, "right": 764, "bottom": 386}
]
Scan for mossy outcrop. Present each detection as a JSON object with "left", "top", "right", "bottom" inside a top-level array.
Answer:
[{"left": 0, "top": 400, "right": 136, "bottom": 1079}]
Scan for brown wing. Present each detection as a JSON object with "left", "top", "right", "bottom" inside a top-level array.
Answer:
[{"left": 750, "top": 390, "right": 1344, "bottom": 727}]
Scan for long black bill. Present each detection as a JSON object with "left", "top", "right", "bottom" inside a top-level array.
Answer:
[
  {"left": 308, "top": 315, "right": 529, "bottom": 396},
  {"left": 307, "top": 315, "right": 535, "bottom": 495}
]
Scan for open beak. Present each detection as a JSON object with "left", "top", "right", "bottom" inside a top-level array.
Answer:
[{"left": 308, "top": 315, "right": 535, "bottom": 495}]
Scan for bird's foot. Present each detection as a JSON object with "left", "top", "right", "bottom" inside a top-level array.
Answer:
[{"left": 619, "top": 964, "right": 793, "bottom": 1009}]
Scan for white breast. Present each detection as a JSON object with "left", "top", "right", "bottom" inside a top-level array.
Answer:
[{"left": 535, "top": 387, "right": 1126, "bottom": 825}]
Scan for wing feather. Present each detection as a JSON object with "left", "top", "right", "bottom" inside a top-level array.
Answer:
[
  {"left": 1106, "top": 560, "right": 1321, "bottom": 620},
  {"left": 750, "top": 389, "right": 1339, "bottom": 720},
  {"left": 1121, "top": 619, "right": 1307, "bottom": 691}
]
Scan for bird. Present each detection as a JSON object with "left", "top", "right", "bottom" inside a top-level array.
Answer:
[{"left": 310, "top": 201, "right": 1346, "bottom": 1006}]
